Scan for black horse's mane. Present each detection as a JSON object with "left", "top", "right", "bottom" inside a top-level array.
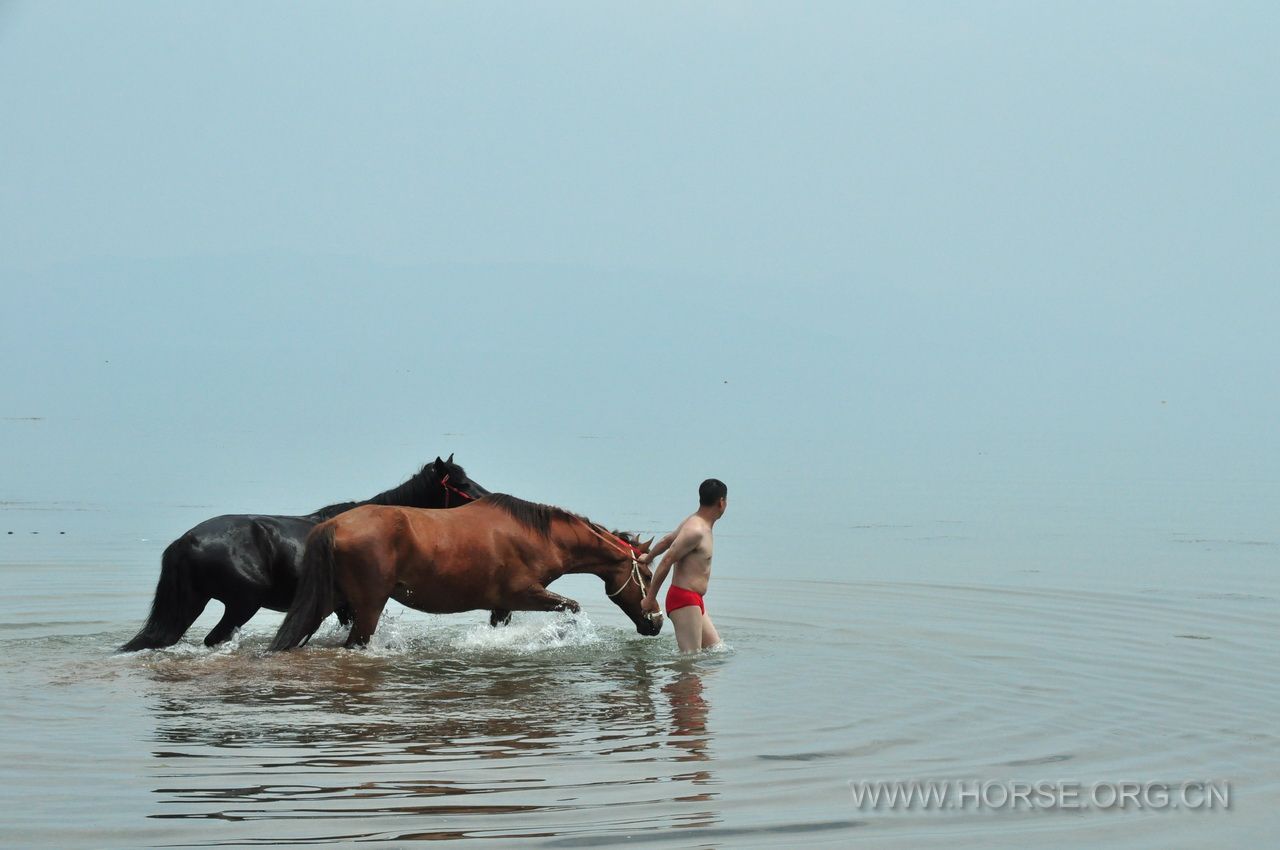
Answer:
[
  {"left": 307, "top": 460, "right": 470, "bottom": 520},
  {"left": 480, "top": 493, "right": 636, "bottom": 545},
  {"left": 311, "top": 500, "right": 361, "bottom": 519}
]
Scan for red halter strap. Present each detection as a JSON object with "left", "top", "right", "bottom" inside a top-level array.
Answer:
[
  {"left": 581, "top": 520, "right": 642, "bottom": 560},
  {"left": 439, "top": 474, "right": 478, "bottom": 507}
]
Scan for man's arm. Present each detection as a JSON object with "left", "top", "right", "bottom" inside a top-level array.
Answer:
[
  {"left": 639, "top": 530, "right": 677, "bottom": 565},
  {"left": 641, "top": 525, "right": 701, "bottom": 613}
]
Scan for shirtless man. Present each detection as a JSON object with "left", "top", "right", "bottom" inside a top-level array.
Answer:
[{"left": 640, "top": 479, "right": 726, "bottom": 653}]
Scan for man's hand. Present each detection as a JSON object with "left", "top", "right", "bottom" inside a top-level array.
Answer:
[
  {"left": 641, "top": 593, "right": 660, "bottom": 615},
  {"left": 638, "top": 552, "right": 654, "bottom": 565}
]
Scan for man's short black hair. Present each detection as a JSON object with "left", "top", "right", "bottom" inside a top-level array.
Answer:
[{"left": 699, "top": 478, "right": 727, "bottom": 506}]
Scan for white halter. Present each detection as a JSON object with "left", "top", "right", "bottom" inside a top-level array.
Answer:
[
  {"left": 584, "top": 522, "right": 659, "bottom": 622},
  {"left": 606, "top": 557, "right": 661, "bottom": 623},
  {"left": 606, "top": 557, "right": 647, "bottom": 598}
]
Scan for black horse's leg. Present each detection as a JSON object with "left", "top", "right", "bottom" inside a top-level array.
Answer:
[
  {"left": 513, "top": 586, "right": 581, "bottom": 614},
  {"left": 489, "top": 609, "right": 512, "bottom": 627},
  {"left": 204, "top": 600, "right": 260, "bottom": 647}
]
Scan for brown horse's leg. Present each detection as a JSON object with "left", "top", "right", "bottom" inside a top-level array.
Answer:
[
  {"left": 489, "top": 609, "right": 512, "bottom": 627},
  {"left": 344, "top": 596, "right": 389, "bottom": 647},
  {"left": 332, "top": 535, "right": 398, "bottom": 648},
  {"left": 514, "top": 586, "right": 581, "bottom": 614}
]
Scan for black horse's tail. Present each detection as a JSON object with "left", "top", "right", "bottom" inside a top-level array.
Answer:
[
  {"left": 119, "top": 537, "right": 207, "bottom": 652},
  {"left": 269, "top": 524, "right": 338, "bottom": 651}
]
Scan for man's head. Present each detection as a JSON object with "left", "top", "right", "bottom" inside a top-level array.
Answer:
[{"left": 698, "top": 478, "right": 728, "bottom": 518}]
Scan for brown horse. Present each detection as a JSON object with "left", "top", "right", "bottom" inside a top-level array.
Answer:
[{"left": 268, "top": 493, "right": 664, "bottom": 650}]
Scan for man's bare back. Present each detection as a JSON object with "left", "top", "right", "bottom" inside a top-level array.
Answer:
[{"left": 641, "top": 479, "right": 727, "bottom": 653}]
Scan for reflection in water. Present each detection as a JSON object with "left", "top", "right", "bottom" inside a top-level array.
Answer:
[
  {"left": 138, "top": 625, "right": 722, "bottom": 844},
  {"left": 662, "top": 665, "right": 718, "bottom": 828},
  {"left": 665, "top": 665, "right": 712, "bottom": 759}
]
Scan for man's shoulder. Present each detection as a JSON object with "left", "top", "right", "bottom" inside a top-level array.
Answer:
[{"left": 678, "top": 515, "right": 710, "bottom": 535}]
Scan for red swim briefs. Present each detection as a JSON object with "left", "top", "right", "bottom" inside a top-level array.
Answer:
[{"left": 665, "top": 584, "right": 705, "bottom": 616}]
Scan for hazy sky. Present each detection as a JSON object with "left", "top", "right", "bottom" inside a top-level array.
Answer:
[{"left": 2, "top": 2, "right": 1276, "bottom": 580}]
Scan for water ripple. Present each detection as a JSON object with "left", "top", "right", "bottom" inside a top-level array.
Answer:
[{"left": 3, "top": 577, "right": 1278, "bottom": 848}]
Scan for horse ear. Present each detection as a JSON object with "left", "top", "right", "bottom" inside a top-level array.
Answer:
[
  {"left": 641, "top": 536, "right": 655, "bottom": 554},
  {"left": 446, "top": 453, "right": 454, "bottom": 464}
]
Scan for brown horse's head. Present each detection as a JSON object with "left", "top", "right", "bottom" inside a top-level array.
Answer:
[{"left": 603, "top": 532, "right": 663, "bottom": 636}]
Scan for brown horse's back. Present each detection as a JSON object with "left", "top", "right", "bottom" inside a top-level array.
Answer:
[{"left": 331, "top": 502, "right": 550, "bottom": 618}]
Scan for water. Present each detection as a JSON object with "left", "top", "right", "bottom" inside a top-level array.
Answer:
[{"left": 2, "top": 516, "right": 1278, "bottom": 848}]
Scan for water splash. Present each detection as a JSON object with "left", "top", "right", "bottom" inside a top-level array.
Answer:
[
  {"left": 456, "top": 610, "right": 603, "bottom": 654},
  {"left": 362, "top": 609, "right": 605, "bottom": 656}
]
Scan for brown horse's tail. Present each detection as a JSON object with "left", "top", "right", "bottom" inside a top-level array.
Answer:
[
  {"left": 269, "top": 523, "right": 338, "bottom": 651},
  {"left": 119, "top": 537, "right": 208, "bottom": 652}
]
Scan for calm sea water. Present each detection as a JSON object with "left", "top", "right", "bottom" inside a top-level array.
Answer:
[{"left": 2, "top": 493, "right": 1277, "bottom": 849}]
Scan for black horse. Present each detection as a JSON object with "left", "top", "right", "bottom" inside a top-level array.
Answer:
[{"left": 119, "top": 455, "right": 489, "bottom": 651}]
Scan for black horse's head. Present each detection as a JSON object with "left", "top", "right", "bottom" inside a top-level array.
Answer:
[
  {"left": 426, "top": 453, "right": 491, "bottom": 505},
  {"left": 603, "top": 531, "right": 663, "bottom": 636},
  {"left": 308, "top": 455, "right": 490, "bottom": 519}
]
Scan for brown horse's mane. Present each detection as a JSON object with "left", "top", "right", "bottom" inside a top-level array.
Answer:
[{"left": 479, "top": 493, "right": 637, "bottom": 546}]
